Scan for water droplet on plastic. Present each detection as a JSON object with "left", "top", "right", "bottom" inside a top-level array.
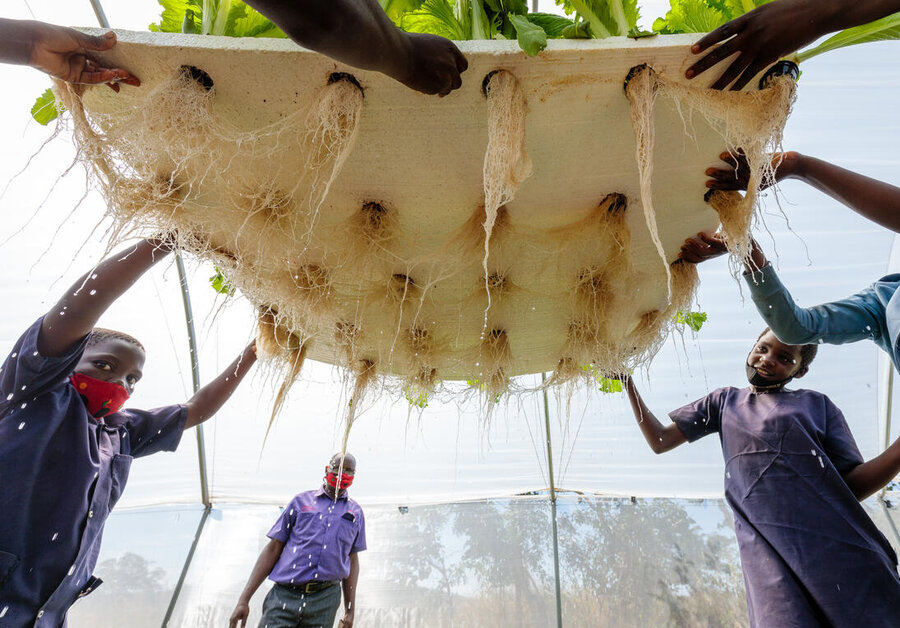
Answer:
[
  {"left": 89, "top": 290, "right": 97, "bottom": 296},
  {"left": 18, "top": 422, "right": 25, "bottom": 430}
]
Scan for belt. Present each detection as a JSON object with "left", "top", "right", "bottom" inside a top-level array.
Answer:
[{"left": 282, "top": 580, "right": 338, "bottom": 594}]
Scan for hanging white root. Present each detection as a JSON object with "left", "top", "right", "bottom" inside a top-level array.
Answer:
[
  {"left": 303, "top": 74, "right": 364, "bottom": 228},
  {"left": 625, "top": 65, "right": 673, "bottom": 303},
  {"left": 481, "top": 70, "right": 532, "bottom": 328}
]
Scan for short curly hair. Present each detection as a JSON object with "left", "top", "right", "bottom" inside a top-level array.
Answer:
[
  {"left": 757, "top": 327, "right": 817, "bottom": 370},
  {"left": 87, "top": 328, "right": 146, "bottom": 354}
]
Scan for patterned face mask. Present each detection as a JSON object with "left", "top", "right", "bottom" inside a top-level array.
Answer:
[
  {"left": 325, "top": 470, "right": 354, "bottom": 490},
  {"left": 70, "top": 373, "right": 130, "bottom": 418}
]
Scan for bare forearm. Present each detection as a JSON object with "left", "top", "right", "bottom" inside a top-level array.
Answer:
[
  {"left": 244, "top": 0, "right": 412, "bottom": 81},
  {"left": 39, "top": 239, "right": 172, "bottom": 357},
  {"left": 785, "top": 153, "right": 900, "bottom": 233},
  {"left": 342, "top": 555, "right": 359, "bottom": 613},
  {"left": 816, "top": 0, "right": 900, "bottom": 34},
  {"left": 624, "top": 378, "right": 686, "bottom": 454},
  {"left": 239, "top": 543, "right": 282, "bottom": 603},
  {"left": 843, "top": 438, "right": 900, "bottom": 501},
  {"left": 0, "top": 19, "right": 37, "bottom": 65},
  {"left": 185, "top": 343, "right": 257, "bottom": 428}
]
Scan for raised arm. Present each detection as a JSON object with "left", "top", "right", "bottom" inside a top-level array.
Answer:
[
  {"left": 39, "top": 238, "right": 172, "bottom": 358},
  {"left": 708, "top": 150, "right": 900, "bottom": 234},
  {"left": 340, "top": 552, "right": 360, "bottom": 628},
  {"left": 686, "top": 0, "right": 900, "bottom": 90},
  {"left": 184, "top": 341, "right": 257, "bottom": 429},
  {"left": 0, "top": 18, "right": 139, "bottom": 90},
  {"left": 229, "top": 538, "right": 285, "bottom": 628},
  {"left": 243, "top": 0, "right": 467, "bottom": 96},
  {"left": 621, "top": 376, "right": 687, "bottom": 454},
  {"left": 843, "top": 438, "right": 900, "bottom": 501}
]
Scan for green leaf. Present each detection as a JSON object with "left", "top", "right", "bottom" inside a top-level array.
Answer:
[
  {"left": 509, "top": 13, "right": 548, "bottom": 55},
  {"left": 628, "top": 26, "right": 657, "bottom": 38},
  {"left": 554, "top": 0, "right": 639, "bottom": 37},
  {"left": 401, "top": 0, "right": 468, "bottom": 40},
  {"left": 526, "top": 12, "right": 576, "bottom": 38},
  {"left": 223, "top": 2, "right": 286, "bottom": 37},
  {"left": 150, "top": 0, "right": 201, "bottom": 33},
  {"left": 404, "top": 390, "right": 429, "bottom": 408},
  {"left": 209, "top": 267, "right": 235, "bottom": 296},
  {"left": 675, "top": 310, "right": 708, "bottom": 332},
  {"left": 797, "top": 12, "right": 900, "bottom": 63},
  {"left": 561, "top": 20, "right": 592, "bottom": 38},
  {"left": 380, "top": 0, "right": 426, "bottom": 24},
  {"left": 31, "top": 88, "right": 62, "bottom": 126},
  {"left": 652, "top": 0, "right": 771, "bottom": 35},
  {"left": 596, "top": 375, "right": 624, "bottom": 394}
]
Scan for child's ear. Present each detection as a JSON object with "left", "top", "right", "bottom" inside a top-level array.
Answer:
[{"left": 794, "top": 366, "right": 808, "bottom": 379}]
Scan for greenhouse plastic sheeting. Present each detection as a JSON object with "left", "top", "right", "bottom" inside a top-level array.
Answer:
[{"left": 66, "top": 496, "right": 900, "bottom": 627}]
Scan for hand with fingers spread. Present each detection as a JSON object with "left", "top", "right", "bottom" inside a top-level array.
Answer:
[
  {"left": 678, "top": 232, "right": 729, "bottom": 265},
  {"left": 686, "top": 0, "right": 900, "bottom": 90},
  {"left": 705, "top": 150, "right": 800, "bottom": 193},
  {"left": 0, "top": 19, "right": 139, "bottom": 92}
]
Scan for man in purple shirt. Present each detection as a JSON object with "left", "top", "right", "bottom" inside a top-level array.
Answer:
[{"left": 230, "top": 453, "right": 365, "bottom": 628}]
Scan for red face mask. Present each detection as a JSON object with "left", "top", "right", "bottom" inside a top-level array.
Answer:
[
  {"left": 325, "top": 471, "right": 354, "bottom": 490},
  {"left": 70, "top": 373, "right": 130, "bottom": 418}
]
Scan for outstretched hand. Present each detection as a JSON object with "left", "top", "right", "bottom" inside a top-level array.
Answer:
[
  {"left": 26, "top": 23, "right": 140, "bottom": 92},
  {"left": 398, "top": 32, "right": 468, "bottom": 97},
  {"left": 678, "top": 232, "right": 728, "bottom": 264},
  {"left": 686, "top": 0, "right": 822, "bottom": 90}
]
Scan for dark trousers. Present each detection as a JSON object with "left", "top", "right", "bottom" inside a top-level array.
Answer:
[{"left": 259, "top": 582, "right": 342, "bottom": 628}]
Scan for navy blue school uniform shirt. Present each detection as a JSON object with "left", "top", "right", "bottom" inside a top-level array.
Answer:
[
  {"left": 0, "top": 318, "right": 186, "bottom": 627},
  {"left": 671, "top": 386, "right": 900, "bottom": 628}
]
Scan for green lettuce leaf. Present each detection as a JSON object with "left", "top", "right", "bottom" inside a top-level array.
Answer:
[
  {"left": 401, "top": 0, "right": 468, "bottom": 40},
  {"left": 150, "top": 0, "right": 200, "bottom": 32},
  {"left": 554, "top": 0, "right": 639, "bottom": 37},
  {"left": 151, "top": 0, "right": 285, "bottom": 37},
  {"left": 652, "top": 0, "right": 771, "bottom": 34},
  {"left": 31, "top": 88, "right": 62, "bottom": 126},
  {"left": 209, "top": 267, "right": 235, "bottom": 296},
  {"left": 509, "top": 13, "right": 548, "bottom": 55},
  {"left": 797, "top": 12, "right": 900, "bottom": 63},
  {"left": 675, "top": 310, "right": 708, "bottom": 332},
  {"left": 380, "top": 0, "right": 426, "bottom": 24},
  {"left": 526, "top": 12, "right": 577, "bottom": 37}
]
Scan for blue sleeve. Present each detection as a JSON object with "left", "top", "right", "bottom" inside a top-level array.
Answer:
[
  {"left": 743, "top": 264, "right": 885, "bottom": 346},
  {"left": 0, "top": 317, "right": 89, "bottom": 415},
  {"left": 351, "top": 508, "right": 367, "bottom": 554},
  {"left": 112, "top": 404, "right": 187, "bottom": 458},
  {"left": 821, "top": 395, "right": 864, "bottom": 474},
  {"left": 267, "top": 499, "right": 299, "bottom": 543},
  {"left": 668, "top": 389, "right": 725, "bottom": 442}
]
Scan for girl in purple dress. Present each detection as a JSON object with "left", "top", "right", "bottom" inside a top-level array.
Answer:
[{"left": 620, "top": 329, "right": 900, "bottom": 627}]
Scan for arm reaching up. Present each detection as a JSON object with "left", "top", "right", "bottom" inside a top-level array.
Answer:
[
  {"left": 243, "top": 0, "right": 468, "bottom": 96},
  {"left": 708, "top": 149, "right": 900, "bottom": 234},
  {"left": 185, "top": 341, "right": 257, "bottom": 428},
  {"left": 39, "top": 238, "right": 172, "bottom": 358},
  {"left": 619, "top": 376, "right": 688, "bottom": 454}
]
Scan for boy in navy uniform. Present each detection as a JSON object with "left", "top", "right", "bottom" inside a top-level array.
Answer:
[{"left": 0, "top": 238, "right": 257, "bottom": 626}]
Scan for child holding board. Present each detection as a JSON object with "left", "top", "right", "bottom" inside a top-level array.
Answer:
[
  {"left": 618, "top": 329, "right": 900, "bottom": 626},
  {"left": 0, "top": 238, "right": 257, "bottom": 627}
]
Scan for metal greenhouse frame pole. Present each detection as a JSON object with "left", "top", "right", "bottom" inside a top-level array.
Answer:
[
  {"left": 84, "top": 5, "right": 212, "bottom": 623},
  {"left": 541, "top": 373, "right": 564, "bottom": 628}
]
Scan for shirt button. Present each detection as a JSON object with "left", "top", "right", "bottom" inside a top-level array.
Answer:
[{"left": 88, "top": 510, "right": 94, "bottom": 518}]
